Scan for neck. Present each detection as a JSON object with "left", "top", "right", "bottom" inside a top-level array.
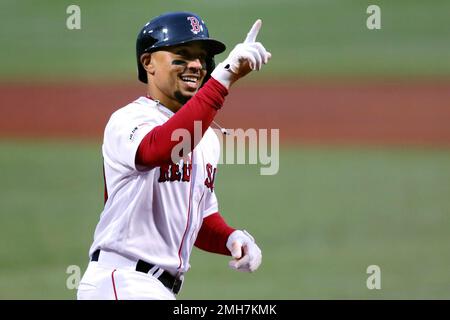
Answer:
[{"left": 146, "top": 85, "right": 185, "bottom": 113}]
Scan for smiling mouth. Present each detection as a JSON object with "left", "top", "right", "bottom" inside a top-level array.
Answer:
[
  {"left": 179, "top": 75, "right": 201, "bottom": 90},
  {"left": 180, "top": 75, "right": 199, "bottom": 83}
]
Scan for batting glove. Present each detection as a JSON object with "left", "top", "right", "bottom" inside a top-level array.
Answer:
[
  {"left": 211, "top": 19, "right": 272, "bottom": 89},
  {"left": 226, "top": 230, "right": 262, "bottom": 272}
]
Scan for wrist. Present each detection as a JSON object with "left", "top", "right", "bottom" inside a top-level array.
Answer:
[{"left": 211, "top": 62, "right": 237, "bottom": 90}]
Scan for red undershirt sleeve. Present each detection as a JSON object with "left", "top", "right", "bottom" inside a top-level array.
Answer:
[
  {"left": 194, "top": 212, "right": 235, "bottom": 256},
  {"left": 135, "top": 78, "right": 228, "bottom": 168}
]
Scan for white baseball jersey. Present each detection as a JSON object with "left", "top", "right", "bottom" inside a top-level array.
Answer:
[{"left": 89, "top": 96, "right": 220, "bottom": 275}]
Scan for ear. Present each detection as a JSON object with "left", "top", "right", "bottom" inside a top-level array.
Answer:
[{"left": 140, "top": 53, "right": 155, "bottom": 75}]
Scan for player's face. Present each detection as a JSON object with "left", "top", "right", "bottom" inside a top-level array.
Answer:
[{"left": 149, "top": 43, "right": 208, "bottom": 108}]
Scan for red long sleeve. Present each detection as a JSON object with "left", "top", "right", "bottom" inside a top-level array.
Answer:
[
  {"left": 194, "top": 212, "right": 235, "bottom": 256},
  {"left": 136, "top": 78, "right": 228, "bottom": 167}
]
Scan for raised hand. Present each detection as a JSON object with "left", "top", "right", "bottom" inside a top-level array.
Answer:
[{"left": 211, "top": 19, "right": 272, "bottom": 88}]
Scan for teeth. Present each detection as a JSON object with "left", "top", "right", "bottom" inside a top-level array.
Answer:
[{"left": 181, "top": 76, "right": 197, "bottom": 83}]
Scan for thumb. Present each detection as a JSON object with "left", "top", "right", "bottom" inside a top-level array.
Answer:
[
  {"left": 230, "top": 241, "right": 243, "bottom": 259},
  {"left": 229, "top": 254, "right": 250, "bottom": 271}
]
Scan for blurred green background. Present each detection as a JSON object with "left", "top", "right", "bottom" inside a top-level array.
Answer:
[
  {"left": 1, "top": 0, "right": 450, "bottom": 299},
  {"left": 1, "top": 0, "right": 450, "bottom": 79}
]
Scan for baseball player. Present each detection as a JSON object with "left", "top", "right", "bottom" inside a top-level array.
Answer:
[{"left": 77, "top": 11, "right": 271, "bottom": 300}]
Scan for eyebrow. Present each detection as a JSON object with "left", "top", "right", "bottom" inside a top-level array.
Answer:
[{"left": 173, "top": 47, "right": 207, "bottom": 57}]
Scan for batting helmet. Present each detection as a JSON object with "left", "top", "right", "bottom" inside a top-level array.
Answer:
[{"left": 136, "top": 12, "right": 226, "bottom": 83}]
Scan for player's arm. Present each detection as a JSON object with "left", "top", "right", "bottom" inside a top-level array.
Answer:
[
  {"left": 194, "top": 212, "right": 235, "bottom": 255},
  {"left": 136, "top": 19, "right": 271, "bottom": 168},
  {"left": 195, "top": 213, "right": 262, "bottom": 273}
]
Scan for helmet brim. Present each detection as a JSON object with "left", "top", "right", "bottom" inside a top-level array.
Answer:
[{"left": 144, "top": 38, "right": 226, "bottom": 56}]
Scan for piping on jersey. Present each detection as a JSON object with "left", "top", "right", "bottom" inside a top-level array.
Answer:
[
  {"left": 177, "top": 153, "right": 194, "bottom": 270},
  {"left": 111, "top": 269, "right": 118, "bottom": 300},
  {"left": 189, "top": 190, "right": 205, "bottom": 244},
  {"left": 103, "top": 163, "right": 108, "bottom": 204}
]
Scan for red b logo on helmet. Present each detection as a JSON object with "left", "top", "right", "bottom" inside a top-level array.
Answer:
[{"left": 187, "top": 16, "right": 202, "bottom": 34}]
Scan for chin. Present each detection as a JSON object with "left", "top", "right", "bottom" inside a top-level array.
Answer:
[{"left": 174, "top": 91, "right": 194, "bottom": 105}]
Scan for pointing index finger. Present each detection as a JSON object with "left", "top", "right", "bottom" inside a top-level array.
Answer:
[{"left": 244, "top": 19, "right": 262, "bottom": 43}]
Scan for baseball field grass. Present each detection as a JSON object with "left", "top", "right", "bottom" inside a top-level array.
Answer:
[
  {"left": 1, "top": 140, "right": 449, "bottom": 299},
  {"left": 1, "top": 0, "right": 450, "bottom": 80}
]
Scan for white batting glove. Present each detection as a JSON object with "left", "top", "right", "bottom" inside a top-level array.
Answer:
[
  {"left": 226, "top": 230, "right": 262, "bottom": 272},
  {"left": 211, "top": 19, "right": 272, "bottom": 89}
]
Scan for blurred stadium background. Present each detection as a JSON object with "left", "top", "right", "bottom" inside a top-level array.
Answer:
[{"left": 0, "top": 0, "right": 450, "bottom": 299}]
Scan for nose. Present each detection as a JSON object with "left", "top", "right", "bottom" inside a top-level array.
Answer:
[{"left": 187, "top": 58, "right": 204, "bottom": 71}]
